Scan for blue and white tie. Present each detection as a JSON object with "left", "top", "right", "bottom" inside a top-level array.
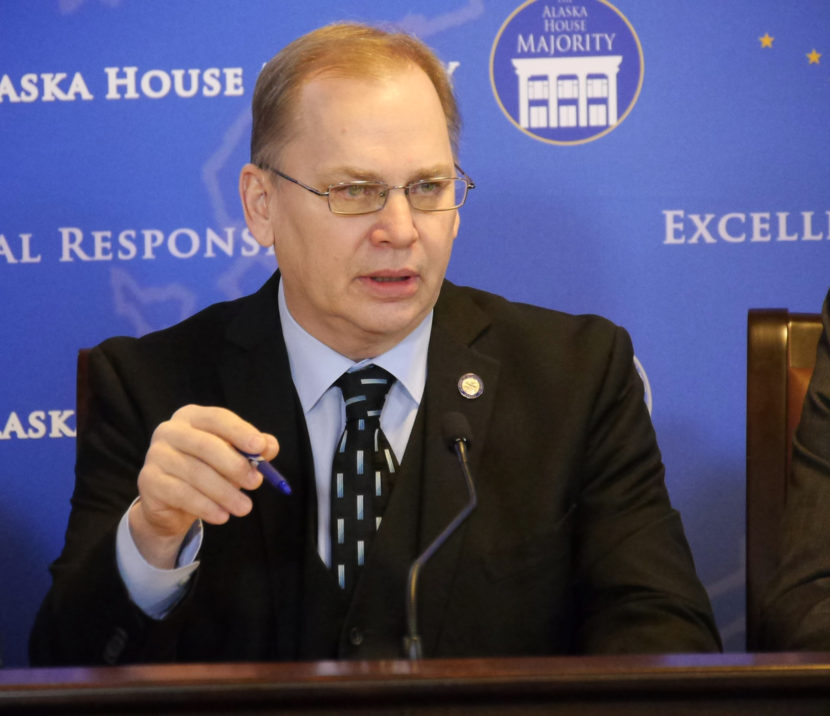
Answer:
[{"left": 330, "top": 365, "right": 398, "bottom": 593}]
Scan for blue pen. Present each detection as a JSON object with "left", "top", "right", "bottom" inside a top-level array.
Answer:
[{"left": 237, "top": 449, "right": 292, "bottom": 495}]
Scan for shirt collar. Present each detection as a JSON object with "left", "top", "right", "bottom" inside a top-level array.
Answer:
[{"left": 278, "top": 278, "right": 431, "bottom": 413}]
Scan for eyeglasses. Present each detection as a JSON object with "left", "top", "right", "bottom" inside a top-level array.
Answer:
[{"left": 259, "top": 164, "right": 475, "bottom": 215}]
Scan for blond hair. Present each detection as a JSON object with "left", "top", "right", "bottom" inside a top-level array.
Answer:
[{"left": 250, "top": 22, "right": 460, "bottom": 166}]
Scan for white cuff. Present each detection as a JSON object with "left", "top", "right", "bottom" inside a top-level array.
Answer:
[{"left": 115, "top": 499, "right": 202, "bottom": 619}]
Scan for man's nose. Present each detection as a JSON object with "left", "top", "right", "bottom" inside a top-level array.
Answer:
[{"left": 369, "top": 188, "right": 418, "bottom": 247}]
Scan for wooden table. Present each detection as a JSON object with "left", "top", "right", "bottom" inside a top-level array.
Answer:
[{"left": 3, "top": 652, "right": 830, "bottom": 714}]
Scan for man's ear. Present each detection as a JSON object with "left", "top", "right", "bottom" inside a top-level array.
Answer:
[{"left": 239, "top": 163, "right": 275, "bottom": 248}]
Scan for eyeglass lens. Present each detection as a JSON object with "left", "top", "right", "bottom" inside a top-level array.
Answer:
[{"left": 328, "top": 178, "right": 468, "bottom": 214}]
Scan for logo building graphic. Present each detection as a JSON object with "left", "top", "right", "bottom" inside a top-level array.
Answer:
[{"left": 491, "top": 0, "right": 644, "bottom": 145}]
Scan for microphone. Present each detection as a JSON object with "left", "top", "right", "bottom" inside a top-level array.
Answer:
[{"left": 403, "top": 412, "right": 477, "bottom": 660}]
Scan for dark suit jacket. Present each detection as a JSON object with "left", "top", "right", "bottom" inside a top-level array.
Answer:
[
  {"left": 30, "top": 273, "right": 720, "bottom": 665},
  {"left": 762, "top": 289, "right": 830, "bottom": 649}
]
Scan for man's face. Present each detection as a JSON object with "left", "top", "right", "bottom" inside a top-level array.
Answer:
[{"left": 266, "top": 65, "right": 460, "bottom": 360}]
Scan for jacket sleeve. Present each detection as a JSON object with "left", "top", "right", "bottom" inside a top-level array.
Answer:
[
  {"left": 29, "top": 342, "right": 194, "bottom": 666},
  {"left": 572, "top": 324, "right": 722, "bottom": 653}
]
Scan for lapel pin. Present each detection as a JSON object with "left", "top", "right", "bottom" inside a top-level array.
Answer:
[{"left": 458, "top": 372, "right": 484, "bottom": 399}]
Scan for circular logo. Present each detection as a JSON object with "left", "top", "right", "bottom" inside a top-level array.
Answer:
[
  {"left": 458, "top": 373, "right": 484, "bottom": 399},
  {"left": 490, "top": 0, "right": 644, "bottom": 145}
]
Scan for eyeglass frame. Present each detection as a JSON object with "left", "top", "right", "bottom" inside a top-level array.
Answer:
[{"left": 258, "top": 163, "right": 475, "bottom": 215}]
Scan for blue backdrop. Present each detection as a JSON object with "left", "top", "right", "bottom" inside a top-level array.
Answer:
[{"left": 1, "top": 0, "right": 828, "bottom": 667}]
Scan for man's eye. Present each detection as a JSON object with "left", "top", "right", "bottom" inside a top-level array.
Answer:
[
  {"left": 411, "top": 180, "right": 443, "bottom": 196},
  {"left": 345, "top": 184, "right": 368, "bottom": 198},
  {"left": 339, "top": 184, "right": 382, "bottom": 199}
]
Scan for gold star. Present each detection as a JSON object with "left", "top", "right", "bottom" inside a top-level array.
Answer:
[
  {"left": 807, "top": 49, "right": 822, "bottom": 64},
  {"left": 759, "top": 33, "right": 774, "bottom": 48}
]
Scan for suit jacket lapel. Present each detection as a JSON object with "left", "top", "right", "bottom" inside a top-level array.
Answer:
[
  {"left": 218, "top": 272, "right": 311, "bottom": 657},
  {"left": 416, "top": 282, "right": 501, "bottom": 654}
]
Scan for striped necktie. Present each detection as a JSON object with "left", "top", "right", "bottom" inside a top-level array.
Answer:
[{"left": 330, "top": 365, "right": 398, "bottom": 593}]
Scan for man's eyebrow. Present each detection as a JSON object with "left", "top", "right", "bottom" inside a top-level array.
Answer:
[
  {"left": 323, "top": 166, "right": 380, "bottom": 182},
  {"left": 321, "top": 165, "right": 456, "bottom": 183},
  {"left": 409, "top": 165, "right": 456, "bottom": 181}
]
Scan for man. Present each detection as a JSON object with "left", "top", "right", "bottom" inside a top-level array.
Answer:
[
  {"left": 30, "top": 22, "right": 720, "bottom": 665},
  {"left": 762, "top": 288, "right": 830, "bottom": 649}
]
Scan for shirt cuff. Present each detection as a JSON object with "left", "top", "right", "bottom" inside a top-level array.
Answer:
[{"left": 115, "top": 499, "right": 202, "bottom": 619}]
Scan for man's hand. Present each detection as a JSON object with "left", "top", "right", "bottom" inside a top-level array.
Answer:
[{"left": 129, "top": 405, "right": 279, "bottom": 569}]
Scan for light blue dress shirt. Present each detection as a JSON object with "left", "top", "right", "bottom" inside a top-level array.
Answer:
[{"left": 116, "top": 278, "right": 431, "bottom": 617}]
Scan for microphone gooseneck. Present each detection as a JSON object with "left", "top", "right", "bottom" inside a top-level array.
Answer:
[{"left": 403, "top": 412, "right": 477, "bottom": 660}]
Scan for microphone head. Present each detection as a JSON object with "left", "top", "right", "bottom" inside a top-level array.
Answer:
[{"left": 442, "top": 412, "right": 473, "bottom": 450}]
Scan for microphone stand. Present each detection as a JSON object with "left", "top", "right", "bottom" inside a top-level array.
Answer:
[{"left": 403, "top": 431, "right": 477, "bottom": 660}]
